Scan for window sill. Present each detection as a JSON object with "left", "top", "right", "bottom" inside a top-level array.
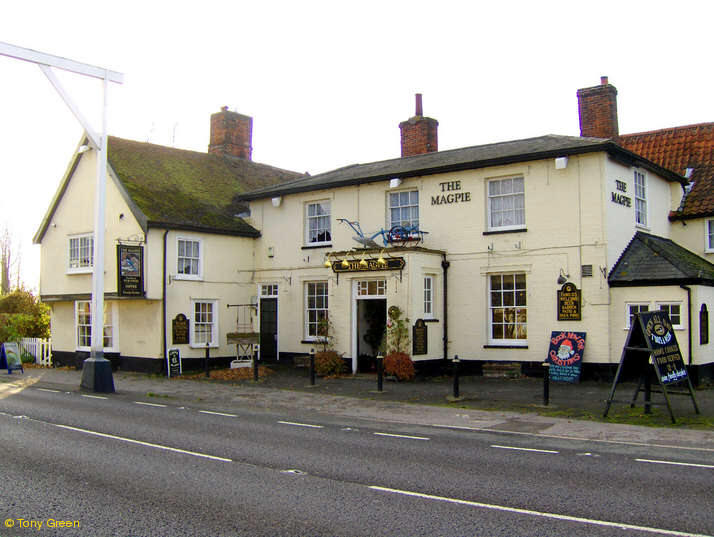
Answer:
[
  {"left": 302, "top": 244, "right": 332, "bottom": 250},
  {"left": 483, "top": 344, "right": 529, "bottom": 349},
  {"left": 483, "top": 228, "right": 527, "bottom": 236},
  {"left": 189, "top": 344, "right": 219, "bottom": 349},
  {"left": 67, "top": 268, "right": 93, "bottom": 275},
  {"left": 173, "top": 275, "right": 203, "bottom": 281}
]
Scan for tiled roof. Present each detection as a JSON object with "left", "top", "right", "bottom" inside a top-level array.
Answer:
[
  {"left": 107, "top": 137, "right": 303, "bottom": 235},
  {"left": 618, "top": 123, "right": 714, "bottom": 219},
  {"left": 609, "top": 231, "right": 714, "bottom": 287},
  {"left": 240, "top": 134, "right": 682, "bottom": 201}
]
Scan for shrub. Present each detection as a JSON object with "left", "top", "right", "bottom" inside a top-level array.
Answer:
[
  {"left": 384, "top": 352, "right": 415, "bottom": 381},
  {"left": 20, "top": 350, "right": 35, "bottom": 364},
  {"left": 315, "top": 350, "right": 346, "bottom": 377}
]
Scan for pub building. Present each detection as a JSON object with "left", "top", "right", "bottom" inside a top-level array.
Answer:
[{"left": 35, "top": 79, "right": 714, "bottom": 381}]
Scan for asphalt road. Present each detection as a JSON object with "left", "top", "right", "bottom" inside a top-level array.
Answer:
[{"left": 1, "top": 386, "right": 712, "bottom": 536}]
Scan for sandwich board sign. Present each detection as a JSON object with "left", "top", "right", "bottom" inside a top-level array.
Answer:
[
  {"left": 603, "top": 311, "right": 699, "bottom": 423},
  {"left": 546, "top": 331, "right": 586, "bottom": 383},
  {"left": 167, "top": 348, "right": 182, "bottom": 378},
  {"left": 3, "top": 342, "right": 24, "bottom": 374}
]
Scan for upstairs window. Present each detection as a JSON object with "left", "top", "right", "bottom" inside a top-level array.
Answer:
[
  {"left": 68, "top": 234, "right": 94, "bottom": 272},
  {"left": 706, "top": 220, "right": 714, "bottom": 252},
  {"left": 177, "top": 238, "right": 201, "bottom": 279},
  {"left": 634, "top": 170, "right": 647, "bottom": 227},
  {"left": 305, "top": 201, "right": 331, "bottom": 245},
  {"left": 488, "top": 177, "right": 525, "bottom": 231},
  {"left": 388, "top": 191, "right": 419, "bottom": 229}
]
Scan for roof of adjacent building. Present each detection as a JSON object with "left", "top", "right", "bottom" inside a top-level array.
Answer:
[
  {"left": 238, "top": 134, "right": 684, "bottom": 201},
  {"left": 618, "top": 123, "right": 714, "bottom": 220},
  {"left": 609, "top": 231, "right": 714, "bottom": 287},
  {"left": 34, "top": 137, "right": 304, "bottom": 242}
]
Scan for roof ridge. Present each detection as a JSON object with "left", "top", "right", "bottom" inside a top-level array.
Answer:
[{"left": 619, "top": 122, "right": 714, "bottom": 138}]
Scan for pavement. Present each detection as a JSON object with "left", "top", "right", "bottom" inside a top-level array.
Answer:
[{"left": 2, "top": 364, "right": 712, "bottom": 451}]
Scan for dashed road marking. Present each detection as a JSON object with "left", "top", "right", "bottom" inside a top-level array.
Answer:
[
  {"left": 134, "top": 401, "right": 167, "bottom": 408},
  {"left": 491, "top": 444, "right": 559, "bottom": 454},
  {"left": 374, "top": 432, "right": 430, "bottom": 441},
  {"left": 199, "top": 410, "right": 237, "bottom": 417},
  {"left": 636, "top": 458, "right": 714, "bottom": 469},
  {"left": 278, "top": 420, "right": 324, "bottom": 429}
]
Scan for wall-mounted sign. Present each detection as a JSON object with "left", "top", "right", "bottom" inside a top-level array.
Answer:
[
  {"left": 172, "top": 313, "right": 190, "bottom": 345},
  {"left": 557, "top": 282, "right": 581, "bottom": 321},
  {"left": 332, "top": 257, "right": 405, "bottom": 273},
  {"left": 117, "top": 244, "right": 144, "bottom": 297},
  {"left": 431, "top": 180, "right": 472, "bottom": 206},
  {"left": 412, "top": 319, "right": 428, "bottom": 355},
  {"left": 167, "top": 348, "right": 182, "bottom": 377},
  {"left": 610, "top": 179, "right": 632, "bottom": 207},
  {"left": 546, "top": 331, "right": 586, "bottom": 383}
]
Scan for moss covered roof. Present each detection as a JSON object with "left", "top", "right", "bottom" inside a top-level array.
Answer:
[{"left": 108, "top": 137, "right": 303, "bottom": 235}]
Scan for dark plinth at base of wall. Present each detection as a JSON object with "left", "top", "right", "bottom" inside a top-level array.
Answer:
[{"left": 51, "top": 351, "right": 234, "bottom": 375}]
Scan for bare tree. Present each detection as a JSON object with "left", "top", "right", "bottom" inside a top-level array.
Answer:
[{"left": 0, "top": 226, "right": 21, "bottom": 295}]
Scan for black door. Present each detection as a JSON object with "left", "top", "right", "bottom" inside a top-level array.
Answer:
[{"left": 259, "top": 298, "right": 278, "bottom": 361}]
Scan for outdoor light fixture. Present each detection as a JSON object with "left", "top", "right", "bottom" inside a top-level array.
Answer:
[
  {"left": 377, "top": 250, "right": 386, "bottom": 266},
  {"left": 557, "top": 268, "right": 569, "bottom": 285},
  {"left": 341, "top": 258, "right": 349, "bottom": 268},
  {"left": 323, "top": 256, "right": 332, "bottom": 268},
  {"left": 554, "top": 156, "right": 568, "bottom": 169},
  {"left": 389, "top": 178, "right": 402, "bottom": 189},
  {"left": 271, "top": 196, "right": 282, "bottom": 207},
  {"left": 359, "top": 255, "right": 368, "bottom": 268},
  {"left": 77, "top": 144, "right": 91, "bottom": 154}
]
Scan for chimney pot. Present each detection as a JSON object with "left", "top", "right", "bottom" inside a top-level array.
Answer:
[
  {"left": 577, "top": 77, "right": 619, "bottom": 139},
  {"left": 399, "top": 94, "right": 438, "bottom": 157},
  {"left": 600, "top": 76, "right": 609, "bottom": 85},
  {"left": 415, "top": 93, "right": 423, "bottom": 116}
]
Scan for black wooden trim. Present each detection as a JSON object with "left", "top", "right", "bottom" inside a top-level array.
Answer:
[
  {"left": 483, "top": 345, "right": 529, "bottom": 349},
  {"left": 423, "top": 318, "right": 439, "bottom": 323}
]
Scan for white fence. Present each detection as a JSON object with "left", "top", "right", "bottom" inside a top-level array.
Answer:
[{"left": 19, "top": 337, "right": 52, "bottom": 366}]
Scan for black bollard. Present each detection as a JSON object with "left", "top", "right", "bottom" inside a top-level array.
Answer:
[
  {"left": 309, "top": 348, "right": 316, "bottom": 386},
  {"left": 377, "top": 354, "right": 384, "bottom": 392},
  {"left": 452, "top": 355, "right": 460, "bottom": 399},
  {"left": 542, "top": 362, "right": 550, "bottom": 406},
  {"left": 204, "top": 342, "right": 210, "bottom": 378},
  {"left": 253, "top": 344, "right": 259, "bottom": 382}
]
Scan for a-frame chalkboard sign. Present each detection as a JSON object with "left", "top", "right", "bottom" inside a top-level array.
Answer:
[{"left": 604, "top": 311, "right": 699, "bottom": 423}]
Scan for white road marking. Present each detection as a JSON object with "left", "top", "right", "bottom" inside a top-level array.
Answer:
[
  {"left": 81, "top": 394, "right": 107, "bottom": 400},
  {"left": 370, "top": 486, "right": 713, "bottom": 537},
  {"left": 36, "top": 388, "right": 60, "bottom": 393},
  {"left": 134, "top": 401, "right": 167, "bottom": 407},
  {"left": 636, "top": 458, "right": 714, "bottom": 469},
  {"left": 374, "top": 432, "right": 430, "bottom": 441},
  {"left": 491, "top": 444, "right": 559, "bottom": 454},
  {"left": 278, "top": 420, "right": 324, "bottom": 429},
  {"left": 199, "top": 410, "right": 237, "bottom": 417},
  {"left": 53, "top": 423, "right": 232, "bottom": 462},
  {"left": 430, "top": 423, "right": 714, "bottom": 453}
]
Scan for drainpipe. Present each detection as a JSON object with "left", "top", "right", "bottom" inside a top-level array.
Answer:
[
  {"left": 680, "top": 285, "right": 692, "bottom": 365},
  {"left": 162, "top": 229, "right": 169, "bottom": 369},
  {"left": 441, "top": 254, "right": 450, "bottom": 362}
]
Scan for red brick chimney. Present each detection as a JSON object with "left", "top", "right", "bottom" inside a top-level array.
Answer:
[
  {"left": 577, "top": 76, "right": 619, "bottom": 139},
  {"left": 208, "top": 106, "right": 253, "bottom": 160},
  {"left": 399, "top": 93, "right": 439, "bottom": 157}
]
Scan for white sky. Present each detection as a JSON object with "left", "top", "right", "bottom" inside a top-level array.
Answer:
[{"left": 1, "top": 0, "right": 712, "bottom": 291}]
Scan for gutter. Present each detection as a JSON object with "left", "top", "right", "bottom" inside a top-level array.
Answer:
[
  {"left": 441, "top": 254, "right": 450, "bottom": 361},
  {"left": 162, "top": 229, "right": 169, "bottom": 369}
]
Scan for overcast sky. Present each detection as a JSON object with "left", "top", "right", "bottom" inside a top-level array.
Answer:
[{"left": 2, "top": 0, "right": 713, "bottom": 291}]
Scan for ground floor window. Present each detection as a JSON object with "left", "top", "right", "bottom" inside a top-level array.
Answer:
[
  {"left": 656, "top": 303, "right": 682, "bottom": 329},
  {"left": 488, "top": 273, "right": 527, "bottom": 345},
  {"left": 626, "top": 302, "right": 683, "bottom": 329},
  {"left": 75, "top": 301, "right": 116, "bottom": 351},
  {"left": 305, "top": 281, "right": 328, "bottom": 339},
  {"left": 626, "top": 303, "right": 650, "bottom": 328},
  {"left": 191, "top": 300, "right": 218, "bottom": 347},
  {"left": 424, "top": 276, "right": 434, "bottom": 318}
]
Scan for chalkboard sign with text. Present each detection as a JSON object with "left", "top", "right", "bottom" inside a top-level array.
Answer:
[
  {"left": 172, "top": 314, "right": 190, "bottom": 345},
  {"left": 167, "top": 348, "right": 182, "bottom": 377}
]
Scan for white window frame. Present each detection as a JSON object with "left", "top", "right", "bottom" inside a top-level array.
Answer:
[
  {"left": 706, "top": 219, "right": 714, "bottom": 253},
  {"left": 260, "top": 284, "right": 279, "bottom": 297},
  {"left": 357, "top": 279, "right": 386, "bottom": 297},
  {"left": 655, "top": 302, "right": 683, "bottom": 329},
  {"left": 68, "top": 233, "right": 94, "bottom": 273},
  {"left": 634, "top": 169, "right": 648, "bottom": 228},
  {"left": 304, "top": 281, "right": 329, "bottom": 340},
  {"left": 176, "top": 237, "right": 203, "bottom": 280},
  {"left": 74, "top": 301, "right": 118, "bottom": 352},
  {"left": 190, "top": 299, "right": 218, "bottom": 348},
  {"left": 487, "top": 176, "right": 525, "bottom": 232},
  {"left": 305, "top": 201, "right": 332, "bottom": 246},
  {"left": 388, "top": 190, "right": 419, "bottom": 229},
  {"left": 625, "top": 303, "right": 650, "bottom": 329},
  {"left": 423, "top": 275, "right": 434, "bottom": 318},
  {"left": 488, "top": 273, "right": 527, "bottom": 346}
]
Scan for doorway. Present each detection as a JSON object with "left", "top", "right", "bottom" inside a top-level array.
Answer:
[
  {"left": 259, "top": 284, "right": 278, "bottom": 361},
  {"left": 352, "top": 280, "right": 387, "bottom": 373}
]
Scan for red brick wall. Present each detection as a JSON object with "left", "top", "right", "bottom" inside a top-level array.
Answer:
[
  {"left": 208, "top": 107, "right": 253, "bottom": 160},
  {"left": 577, "top": 77, "right": 619, "bottom": 139}
]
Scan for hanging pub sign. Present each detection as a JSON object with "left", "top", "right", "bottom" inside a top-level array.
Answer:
[
  {"left": 117, "top": 244, "right": 144, "bottom": 297},
  {"left": 546, "top": 331, "right": 586, "bottom": 383},
  {"left": 604, "top": 311, "right": 700, "bottom": 423},
  {"left": 557, "top": 282, "right": 581, "bottom": 321},
  {"left": 331, "top": 257, "right": 405, "bottom": 273},
  {"left": 412, "top": 319, "right": 428, "bottom": 355},
  {"left": 172, "top": 313, "right": 190, "bottom": 345}
]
